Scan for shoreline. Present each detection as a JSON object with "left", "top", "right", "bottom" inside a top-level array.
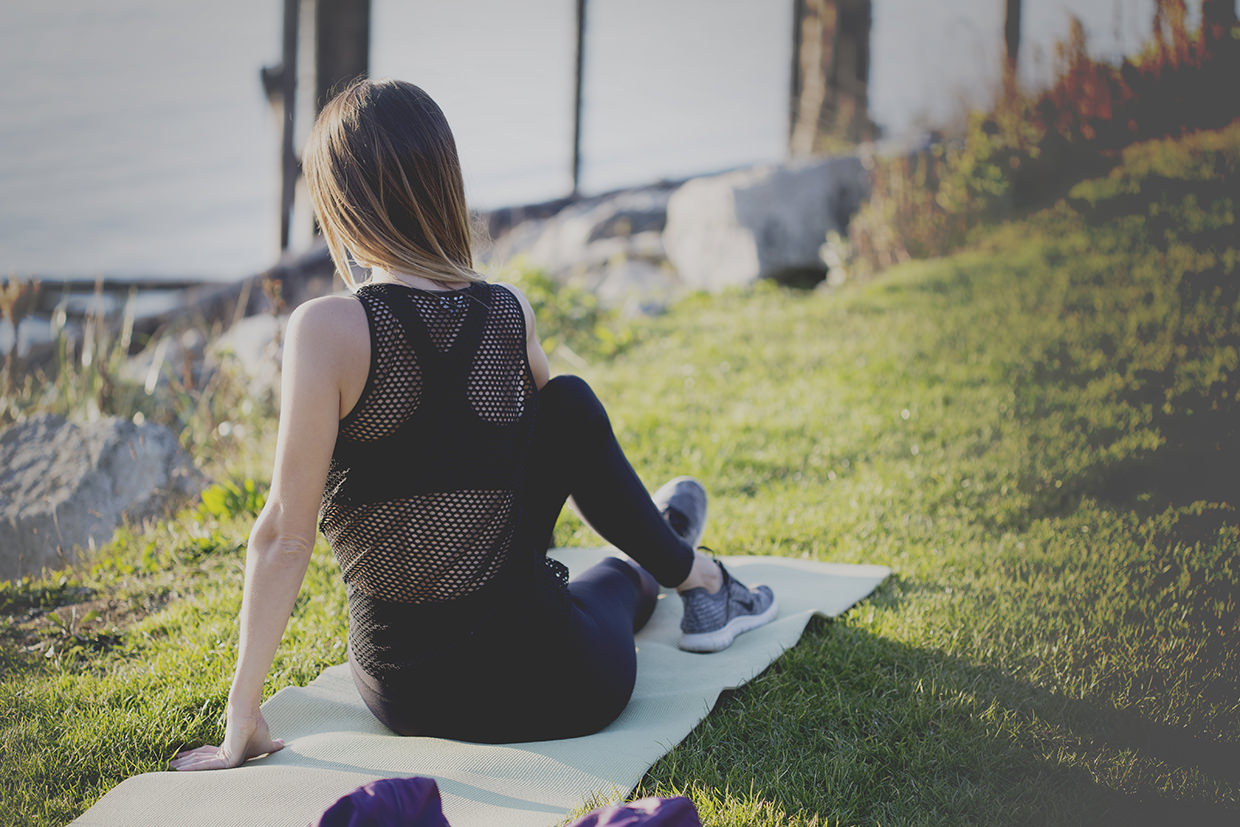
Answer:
[{"left": 0, "top": 166, "right": 732, "bottom": 361}]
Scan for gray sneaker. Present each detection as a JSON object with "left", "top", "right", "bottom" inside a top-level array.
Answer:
[
  {"left": 652, "top": 476, "right": 708, "bottom": 548},
  {"left": 679, "top": 563, "right": 778, "bottom": 653}
]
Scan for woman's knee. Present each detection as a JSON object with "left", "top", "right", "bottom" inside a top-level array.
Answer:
[{"left": 540, "top": 374, "right": 611, "bottom": 432}]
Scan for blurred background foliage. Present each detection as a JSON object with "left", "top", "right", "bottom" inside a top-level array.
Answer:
[{"left": 849, "top": 0, "right": 1240, "bottom": 274}]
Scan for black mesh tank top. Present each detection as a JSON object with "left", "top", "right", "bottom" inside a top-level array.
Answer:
[{"left": 319, "top": 281, "right": 542, "bottom": 680}]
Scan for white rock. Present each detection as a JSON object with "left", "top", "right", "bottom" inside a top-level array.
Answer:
[
  {"left": 591, "top": 258, "right": 680, "bottom": 318},
  {"left": 122, "top": 327, "right": 210, "bottom": 394},
  {"left": 489, "top": 189, "right": 672, "bottom": 278},
  {"left": 663, "top": 156, "right": 869, "bottom": 291},
  {"left": 0, "top": 414, "right": 206, "bottom": 580},
  {"left": 210, "top": 313, "right": 286, "bottom": 400}
]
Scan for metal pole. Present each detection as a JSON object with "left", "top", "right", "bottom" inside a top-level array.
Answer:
[
  {"left": 571, "top": 0, "right": 586, "bottom": 198},
  {"left": 278, "top": 0, "right": 300, "bottom": 252}
]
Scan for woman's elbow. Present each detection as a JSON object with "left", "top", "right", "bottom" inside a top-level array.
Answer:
[{"left": 249, "top": 507, "right": 316, "bottom": 564}]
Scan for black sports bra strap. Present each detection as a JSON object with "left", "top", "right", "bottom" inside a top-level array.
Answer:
[
  {"left": 440, "top": 283, "right": 490, "bottom": 374},
  {"left": 387, "top": 282, "right": 489, "bottom": 382}
]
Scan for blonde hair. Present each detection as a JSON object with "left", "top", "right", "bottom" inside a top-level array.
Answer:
[{"left": 303, "top": 78, "right": 481, "bottom": 289}]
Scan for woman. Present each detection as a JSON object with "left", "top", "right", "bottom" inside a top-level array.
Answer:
[{"left": 171, "top": 79, "right": 776, "bottom": 769}]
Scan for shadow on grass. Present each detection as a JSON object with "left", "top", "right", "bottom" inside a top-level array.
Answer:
[
  {"left": 1101, "top": 374, "right": 1239, "bottom": 516},
  {"left": 1006, "top": 267, "right": 1239, "bottom": 529},
  {"left": 659, "top": 616, "right": 1239, "bottom": 826},
  {"left": 1079, "top": 378, "right": 1238, "bottom": 521}
]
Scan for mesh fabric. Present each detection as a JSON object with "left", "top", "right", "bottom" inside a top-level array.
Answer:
[{"left": 318, "top": 282, "right": 540, "bottom": 679}]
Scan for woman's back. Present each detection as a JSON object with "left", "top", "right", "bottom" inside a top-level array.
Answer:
[{"left": 320, "top": 280, "right": 539, "bottom": 609}]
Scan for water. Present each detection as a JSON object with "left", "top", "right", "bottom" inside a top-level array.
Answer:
[
  {"left": 0, "top": 0, "right": 1161, "bottom": 282},
  {"left": 0, "top": 0, "right": 281, "bottom": 281}
]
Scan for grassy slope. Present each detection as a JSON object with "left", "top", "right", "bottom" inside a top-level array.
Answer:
[{"left": 3, "top": 125, "right": 1238, "bottom": 826}]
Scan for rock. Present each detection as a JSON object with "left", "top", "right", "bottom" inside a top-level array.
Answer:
[
  {"left": 123, "top": 313, "right": 287, "bottom": 403},
  {"left": 589, "top": 257, "right": 679, "bottom": 318},
  {"left": 485, "top": 187, "right": 683, "bottom": 313},
  {"left": 0, "top": 414, "right": 206, "bottom": 580},
  {"left": 487, "top": 188, "right": 673, "bottom": 278},
  {"left": 210, "top": 313, "right": 286, "bottom": 400},
  {"left": 663, "top": 155, "right": 869, "bottom": 291},
  {"left": 121, "top": 327, "right": 211, "bottom": 394}
]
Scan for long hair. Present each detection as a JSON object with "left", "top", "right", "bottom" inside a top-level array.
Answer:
[{"left": 303, "top": 78, "right": 480, "bottom": 288}]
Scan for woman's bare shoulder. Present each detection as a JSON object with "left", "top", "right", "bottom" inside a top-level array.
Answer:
[
  {"left": 285, "top": 293, "right": 369, "bottom": 365},
  {"left": 290, "top": 292, "right": 364, "bottom": 322},
  {"left": 288, "top": 293, "right": 367, "bottom": 337}
]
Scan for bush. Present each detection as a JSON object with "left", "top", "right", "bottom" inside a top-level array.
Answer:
[
  {"left": 850, "top": 104, "right": 1043, "bottom": 274},
  {"left": 849, "top": 1, "right": 1240, "bottom": 276},
  {"left": 487, "top": 263, "right": 637, "bottom": 363}
]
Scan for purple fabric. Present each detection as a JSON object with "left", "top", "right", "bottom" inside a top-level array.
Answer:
[
  {"left": 313, "top": 776, "right": 698, "bottom": 827},
  {"left": 565, "top": 796, "right": 702, "bottom": 827},
  {"left": 312, "top": 776, "right": 450, "bottom": 827}
]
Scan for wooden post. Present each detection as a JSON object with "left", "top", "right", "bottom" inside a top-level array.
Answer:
[
  {"left": 789, "top": 0, "right": 806, "bottom": 147},
  {"left": 835, "top": 0, "right": 871, "bottom": 141},
  {"left": 1004, "top": 0, "right": 1022, "bottom": 87},
  {"left": 314, "top": 0, "right": 371, "bottom": 111},
  {"left": 278, "top": 0, "right": 300, "bottom": 251},
  {"left": 789, "top": 0, "right": 831, "bottom": 156},
  {"left": 788, "top": 0, "right": 872, "bottom": 156},
  {"left": 571, "top": 0, "right": 587, "bottom": 198}
]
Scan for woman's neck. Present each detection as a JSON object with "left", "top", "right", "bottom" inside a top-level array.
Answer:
[{"left": 370, "top": 267, "right": 472, "bottom": 292}]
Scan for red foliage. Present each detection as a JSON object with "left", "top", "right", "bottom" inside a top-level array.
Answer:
[
  {"left": 847, "top": 0, "right": 1240, "bottom": 276},
  {"left": 1034, "top": 0, "right": 1240, "bottom": 153}
]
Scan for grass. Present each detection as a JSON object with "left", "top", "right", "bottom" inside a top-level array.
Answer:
[{"left": 2, "top": 123, "right": 1238, "bottom": 825}]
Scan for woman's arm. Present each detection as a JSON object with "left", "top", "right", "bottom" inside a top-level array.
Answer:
[
  {"left": 171, "top": 295, "right": 368, "bottom": 771},
  {"left": 498, "top": 282, "right": 550, "bottom": 389}
]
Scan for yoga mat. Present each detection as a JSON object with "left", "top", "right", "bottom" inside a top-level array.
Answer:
[{"left": 73, "top": 550, "right": 889, "bottom": 826}]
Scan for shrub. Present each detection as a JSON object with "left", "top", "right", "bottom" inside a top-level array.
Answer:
[
  {"left": 486, "top": 263, "right": 637, "bottom": 363},
  {"left": 849, "top": 1, "right": 1240, "bottom": 276},
  {"left": 197, "top": 479, "right": 269, "bottom": 521},
  {"left": 850, "top": 103, "right": 1043, "bottom": 274}
]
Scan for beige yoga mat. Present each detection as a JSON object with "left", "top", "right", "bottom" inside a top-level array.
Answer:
[{"left": 74, "top": 550, "right": 889, "bottom": 826}]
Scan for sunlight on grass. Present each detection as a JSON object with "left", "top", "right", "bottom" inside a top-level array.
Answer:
[{"left": 2, "top": 123, "right": 1239, "bottom": 825}]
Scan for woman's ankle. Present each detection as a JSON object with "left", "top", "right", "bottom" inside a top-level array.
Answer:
[{"left": 676, "top": 551, "right": 723, "bottom": 594}]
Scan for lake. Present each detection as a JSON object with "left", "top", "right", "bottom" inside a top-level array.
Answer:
[{"left": 0, "top": 0, "right": 1156, "bottom": 282}]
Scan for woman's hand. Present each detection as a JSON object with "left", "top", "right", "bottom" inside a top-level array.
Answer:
[{"left": 170, "top": 707, "right": 285, "bottom": 771}]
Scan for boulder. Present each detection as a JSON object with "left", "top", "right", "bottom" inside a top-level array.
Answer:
[
  {"left": 0, "top": 414, "right": 206, "bottom": 580},
  {"left": 663, "top": 155, "right": 869, "bottom": 291},
  {"left": 487, "top": 188, "right": 672, "bottom": 276},
  {"left": 123, "top": 313, "right": 287, "bottom": 403},
  {"left": 485, "top": 188, "right": 682, "bottom": 314},
  {"left": 121, "top": 327, "right": 210, "bottom": 394},
  {"left": 589, "top": 257, "right": 679, "bottom": 318},
  {"left": 210, "top": 313, "right": 287, "bottom": 400}
]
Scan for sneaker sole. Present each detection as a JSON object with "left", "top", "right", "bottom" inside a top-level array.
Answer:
[{"left": 678, "top": 597, "right": 779, "bottom": 653}]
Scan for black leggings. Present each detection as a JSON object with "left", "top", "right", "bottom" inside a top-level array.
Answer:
[
  {"left": 351, "top": 375, "right": 696, "bottom": 742},
  {"left": 525, "top": 375, "right": 696, "bottom": 588}
]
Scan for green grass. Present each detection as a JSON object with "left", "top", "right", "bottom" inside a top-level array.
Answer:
[{"left": 3, "top": 124, "right": 1238, "bottom": 826}]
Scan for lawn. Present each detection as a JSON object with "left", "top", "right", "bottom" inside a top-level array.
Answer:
[{"left": 2, "top": 124, "right": 1237, "bottom": 826}]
